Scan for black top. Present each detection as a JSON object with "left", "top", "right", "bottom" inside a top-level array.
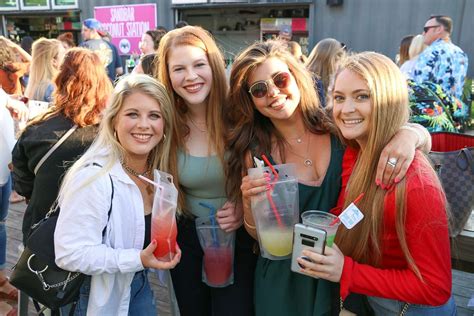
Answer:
[
  {"left": 12, "top": 114, "right": 98, "bottom": 243},
  {"left": 143, "top": 214, "right": 151, "bottom": 249}
]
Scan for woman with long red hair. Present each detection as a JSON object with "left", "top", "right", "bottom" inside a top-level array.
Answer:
[{"left": 12, "top": 47, "right": 113, "bottom": 247}]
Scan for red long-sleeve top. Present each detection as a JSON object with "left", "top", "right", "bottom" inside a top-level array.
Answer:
[{"left": 333, "top": 148, "right": 452, "bottom": 306}]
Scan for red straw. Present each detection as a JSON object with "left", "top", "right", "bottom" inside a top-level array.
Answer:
[
  {"left": 260, "top": 154, "right": 284, "bottom": 228},
  {"left": 329, "top": 193, "right": 365, "bottom": 226},
  {"left": 353, "top": 192, "right": 365, "bottom": 205},
  {"left": 261, "top": 154, "right": 279, "bottom": 180}
]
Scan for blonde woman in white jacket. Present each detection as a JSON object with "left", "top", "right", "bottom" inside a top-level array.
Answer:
[{"left": 54, "top": 75, "right": 181, "bottom": 315}]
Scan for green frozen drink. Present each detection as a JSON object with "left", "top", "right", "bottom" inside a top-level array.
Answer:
[{"left": 301, "top": 211, "right": 340, "bottom": 247}]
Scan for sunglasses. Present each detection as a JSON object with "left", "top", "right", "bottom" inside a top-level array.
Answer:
[
  {"left": 248, "top": 72, "right": 291, "bottom": 98},
  {"left": 423, "top": 25, "right": 440, "bottom": 32}
]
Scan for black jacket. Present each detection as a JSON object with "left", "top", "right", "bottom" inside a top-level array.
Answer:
[{"left": 12, "top": 114, "right": 98, "bottom": 243}]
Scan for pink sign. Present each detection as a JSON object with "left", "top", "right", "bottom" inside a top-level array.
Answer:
[{"left": 94, "top": 4, "right": 157, "bottom": 55}]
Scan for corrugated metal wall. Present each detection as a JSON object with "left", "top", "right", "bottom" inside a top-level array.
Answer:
[
  {"left": 76, "top": 0, "right": 472, "bottom": 77},
  {"left": 311, "top": 0, "right": 472, "bottom": 76}
]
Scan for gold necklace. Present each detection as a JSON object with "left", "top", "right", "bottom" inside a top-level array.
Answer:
[
  {"left": 286, "top": 131, "right": 313, "bottom": 167},
  {"left": 189, "top": 116, "right": 207, "bottom": 133},
  {"left": 120, "top": 160, "right": 151, "bottom": 178},
  {"left": 288, "top": 129, "right": 306, "bottom": 144}
]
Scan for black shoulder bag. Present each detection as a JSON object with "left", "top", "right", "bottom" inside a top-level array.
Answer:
[{"left": 10, "top": 165, "right": 114, "bottom": 311}]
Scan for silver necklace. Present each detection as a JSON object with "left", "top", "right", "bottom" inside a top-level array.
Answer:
[
  {"left": 286, "top": 131, "right": 313, "bottom": 167},
  {"left": 189, "top": 116, "right": 207, "bottom": 133}
]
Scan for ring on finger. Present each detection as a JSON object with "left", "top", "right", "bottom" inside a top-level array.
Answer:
[{"left": 387, "top": 157, "right": 398, "bottom": 168}]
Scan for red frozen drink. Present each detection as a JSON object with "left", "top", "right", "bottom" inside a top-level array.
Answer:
[
  {"left": 203, "top": 246, "right": 232, "bottom": 286},
  {"left": 151, "top": 216, "right": 177, "bottom": 261}
]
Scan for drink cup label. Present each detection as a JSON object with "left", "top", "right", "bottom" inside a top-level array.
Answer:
[{"left": 339, "top": 203, "right": 364, "bottom": 229}]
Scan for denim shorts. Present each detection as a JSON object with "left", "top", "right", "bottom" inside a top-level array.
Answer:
[
  {"left": 368, "top": 295, "right": 457, "bottom": 316},
  {"left": 68, "top": 270, "right": 156, "bottom": 315}
]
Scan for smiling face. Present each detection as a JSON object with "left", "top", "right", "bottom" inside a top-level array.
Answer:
[
  {"left": 139, "top": 33, "right": 155, "bottom": 55},
  {"left": 114, "top": 91, "right": 164, "bottom": 162},
  {"left": 332, "top": 69, "right": 372, "bottom": 148},
  {"left": 247, "top": 57, "right": 301, "bottom": 122},
  {"left": 167, "top": 45, "right": 212, "bottom": 109}
]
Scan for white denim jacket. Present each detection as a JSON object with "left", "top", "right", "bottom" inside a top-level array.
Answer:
[{"left": 55, "top": 159, "right": 145, "bottom": 315}]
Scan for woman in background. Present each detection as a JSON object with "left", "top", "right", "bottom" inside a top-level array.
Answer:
[
  {"left": 25, "top": 38, "right": 65, "bottom": 102},
  {"left": 306, "top": 38, "right": 346, "bottom": 106},
  {"left": 12, "top": 48, "right": 112, "bottom": 245},
  {"left": 400, "top": 35, "right": 427, "bottom": 79},
  {"left": 397, "top": 35, "right": 414, "bottom": 66}
]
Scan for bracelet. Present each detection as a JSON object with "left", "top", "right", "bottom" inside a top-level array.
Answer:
[
  {"left": 243, "top": 215, "right": 256, "bottom": 230},
  {"left": 399, "top": 125, "right": 421, "bottom": 148}
]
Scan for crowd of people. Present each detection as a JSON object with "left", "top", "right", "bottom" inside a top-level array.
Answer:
[{"left": 0, "top": 13, "right": 468, "bottom": 316}]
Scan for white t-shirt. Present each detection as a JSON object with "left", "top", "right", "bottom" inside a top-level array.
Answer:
[{"left": 0, "top": 104, "right": 15, "bottom": 185}]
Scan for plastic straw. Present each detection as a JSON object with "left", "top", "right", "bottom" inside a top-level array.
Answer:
[
  {"left": 199, "top": 202, "right": 219, "bottom": 247},
  {"left": 260, "top": 154, "right": 284, "bottom": 229},
  {"left": 329, "top": 193, "right": 365, "bottom": 226}
]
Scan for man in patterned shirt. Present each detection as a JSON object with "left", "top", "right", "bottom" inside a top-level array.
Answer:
[{"left": 413, "top": 15, "right": 468, "bottom": 99}]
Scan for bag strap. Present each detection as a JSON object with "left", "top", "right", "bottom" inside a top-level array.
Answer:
[
  {"left": 34, "top": 125, "right": 78, "bottom": 175},
  {"left": 103, "top": 173, "right": 114, "bottom": 237}
]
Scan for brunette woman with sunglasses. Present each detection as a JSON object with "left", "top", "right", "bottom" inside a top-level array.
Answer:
[{"left": 225, "top": 40, "right": 431, "bottom": 316}]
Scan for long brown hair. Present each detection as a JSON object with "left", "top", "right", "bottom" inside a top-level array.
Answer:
[
  {"left": 225, "top": 40, "right": 334, "bottom": 203},
  {"left": 333, "top": 52, "right": 430, "bottom": 279},
  {"left": 29, "top": 48, "right": 112, "bottom": 127},
  {"left": 155, "top": 25, "right": 228, "bottom": 214}
]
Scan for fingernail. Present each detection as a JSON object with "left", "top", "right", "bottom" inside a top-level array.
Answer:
[
  {"left": 394, "top": 177, "right": 400, "bottom": 184},
  {"left": 152, "top": 239, "right": 157, "bottom": 244},
  {"left": 381, "top": 184, "right": 386, "bottom": 190},
  {"left": 266, "top": 184, "right": 271, "bottom": 190},
  {"left": 375, "top": 179, "right": 380, "bottom": 186}
]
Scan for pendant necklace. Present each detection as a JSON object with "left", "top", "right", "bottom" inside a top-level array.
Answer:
[
  {"left": 288, "top": 129, "right": 306, "bottom": 144},
  {"left": 287, "top": 131, "right": 313, "bottom": 167}
]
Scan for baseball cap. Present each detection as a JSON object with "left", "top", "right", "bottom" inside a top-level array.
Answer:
[{"left": 83, "top": 18, "right": 101, "bottom": 30}]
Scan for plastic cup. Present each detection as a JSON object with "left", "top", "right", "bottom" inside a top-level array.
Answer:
[
  {"left": 151, "top": 209, "right": 177, "bottom": 261},
  {"left": 196, "top": 216, "right": 235, "bottom": 287},
  {"left": 301, "top": 211, "right": 340, "bottom": 247}
]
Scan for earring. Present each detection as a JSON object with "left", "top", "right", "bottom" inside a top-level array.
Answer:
[
  {"left": 114, "top": 130, "right": 117, "bottom": 139},
  {"left": 163, "top": 133, "right": 166, "bottom": 141}
]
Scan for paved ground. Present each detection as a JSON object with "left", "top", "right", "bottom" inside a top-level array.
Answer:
[{"left": 5, "top": 202, "right": 474, "bottom": 315}]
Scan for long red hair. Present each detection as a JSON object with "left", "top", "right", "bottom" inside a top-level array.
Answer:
[{"left": 30, "top": 48, "right": 112, "bottom": 127}]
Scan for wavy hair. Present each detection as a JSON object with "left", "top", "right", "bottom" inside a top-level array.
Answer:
[
  {"left": 332, "top": 52, "right": 440, "bottom": 280},
  {"left": 155, "top": 25, "right": 228, "bottom": 214},
  {"left": 25, "top": 38, "right": 63, "bottom": 101},
  {"left": 59, "top": 74, "right": 176, "bottom": 200},
  {"left": 29, "top": 48, "right": 112, "bottom": 127},
  {"left": 225, "top": 40, "right": 334, "bottom": 202},
  {"left": 306, "top": 38, "right": 345, "bottom": 98}
]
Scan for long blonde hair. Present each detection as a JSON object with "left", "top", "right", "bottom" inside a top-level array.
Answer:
[
  {"left": 333, "top": 52, "right": 432, "bottom": 278},
  {"left": 25, "top": 38, "right": 62, "bottom": 101},
  {"left": 59, "top": 74, "right": 176, "bottom": 202},
  {"left": 155, "top": 25, "right": 228, "bottom": 214},
  {"left": 306, "top": 38, "right": 345, "bottom": 98}
]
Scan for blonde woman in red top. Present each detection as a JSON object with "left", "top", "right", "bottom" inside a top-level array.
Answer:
[{"left": 298, "top": 52, "right": 455, "bottom": 315}]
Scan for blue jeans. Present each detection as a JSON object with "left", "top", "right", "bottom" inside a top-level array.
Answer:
[
  {"left": 0, "top": 175, "right": 11, "bottom": 269},
  {"left": 69, "top": 270, "right": 156, "bottom": 315},
  {"left": 368, "top": 295, "right": 457, "bottom": 315}
]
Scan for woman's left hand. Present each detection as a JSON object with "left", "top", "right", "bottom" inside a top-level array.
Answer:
[
  {"left": 216, "top": 201, "right": 243, "bottom": 232},
  {"left": 297, "top": 243, "right": 345, "bottom": 282},
  {"left": 376, "top": 129, "right": 417, "bottom": 188}
]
